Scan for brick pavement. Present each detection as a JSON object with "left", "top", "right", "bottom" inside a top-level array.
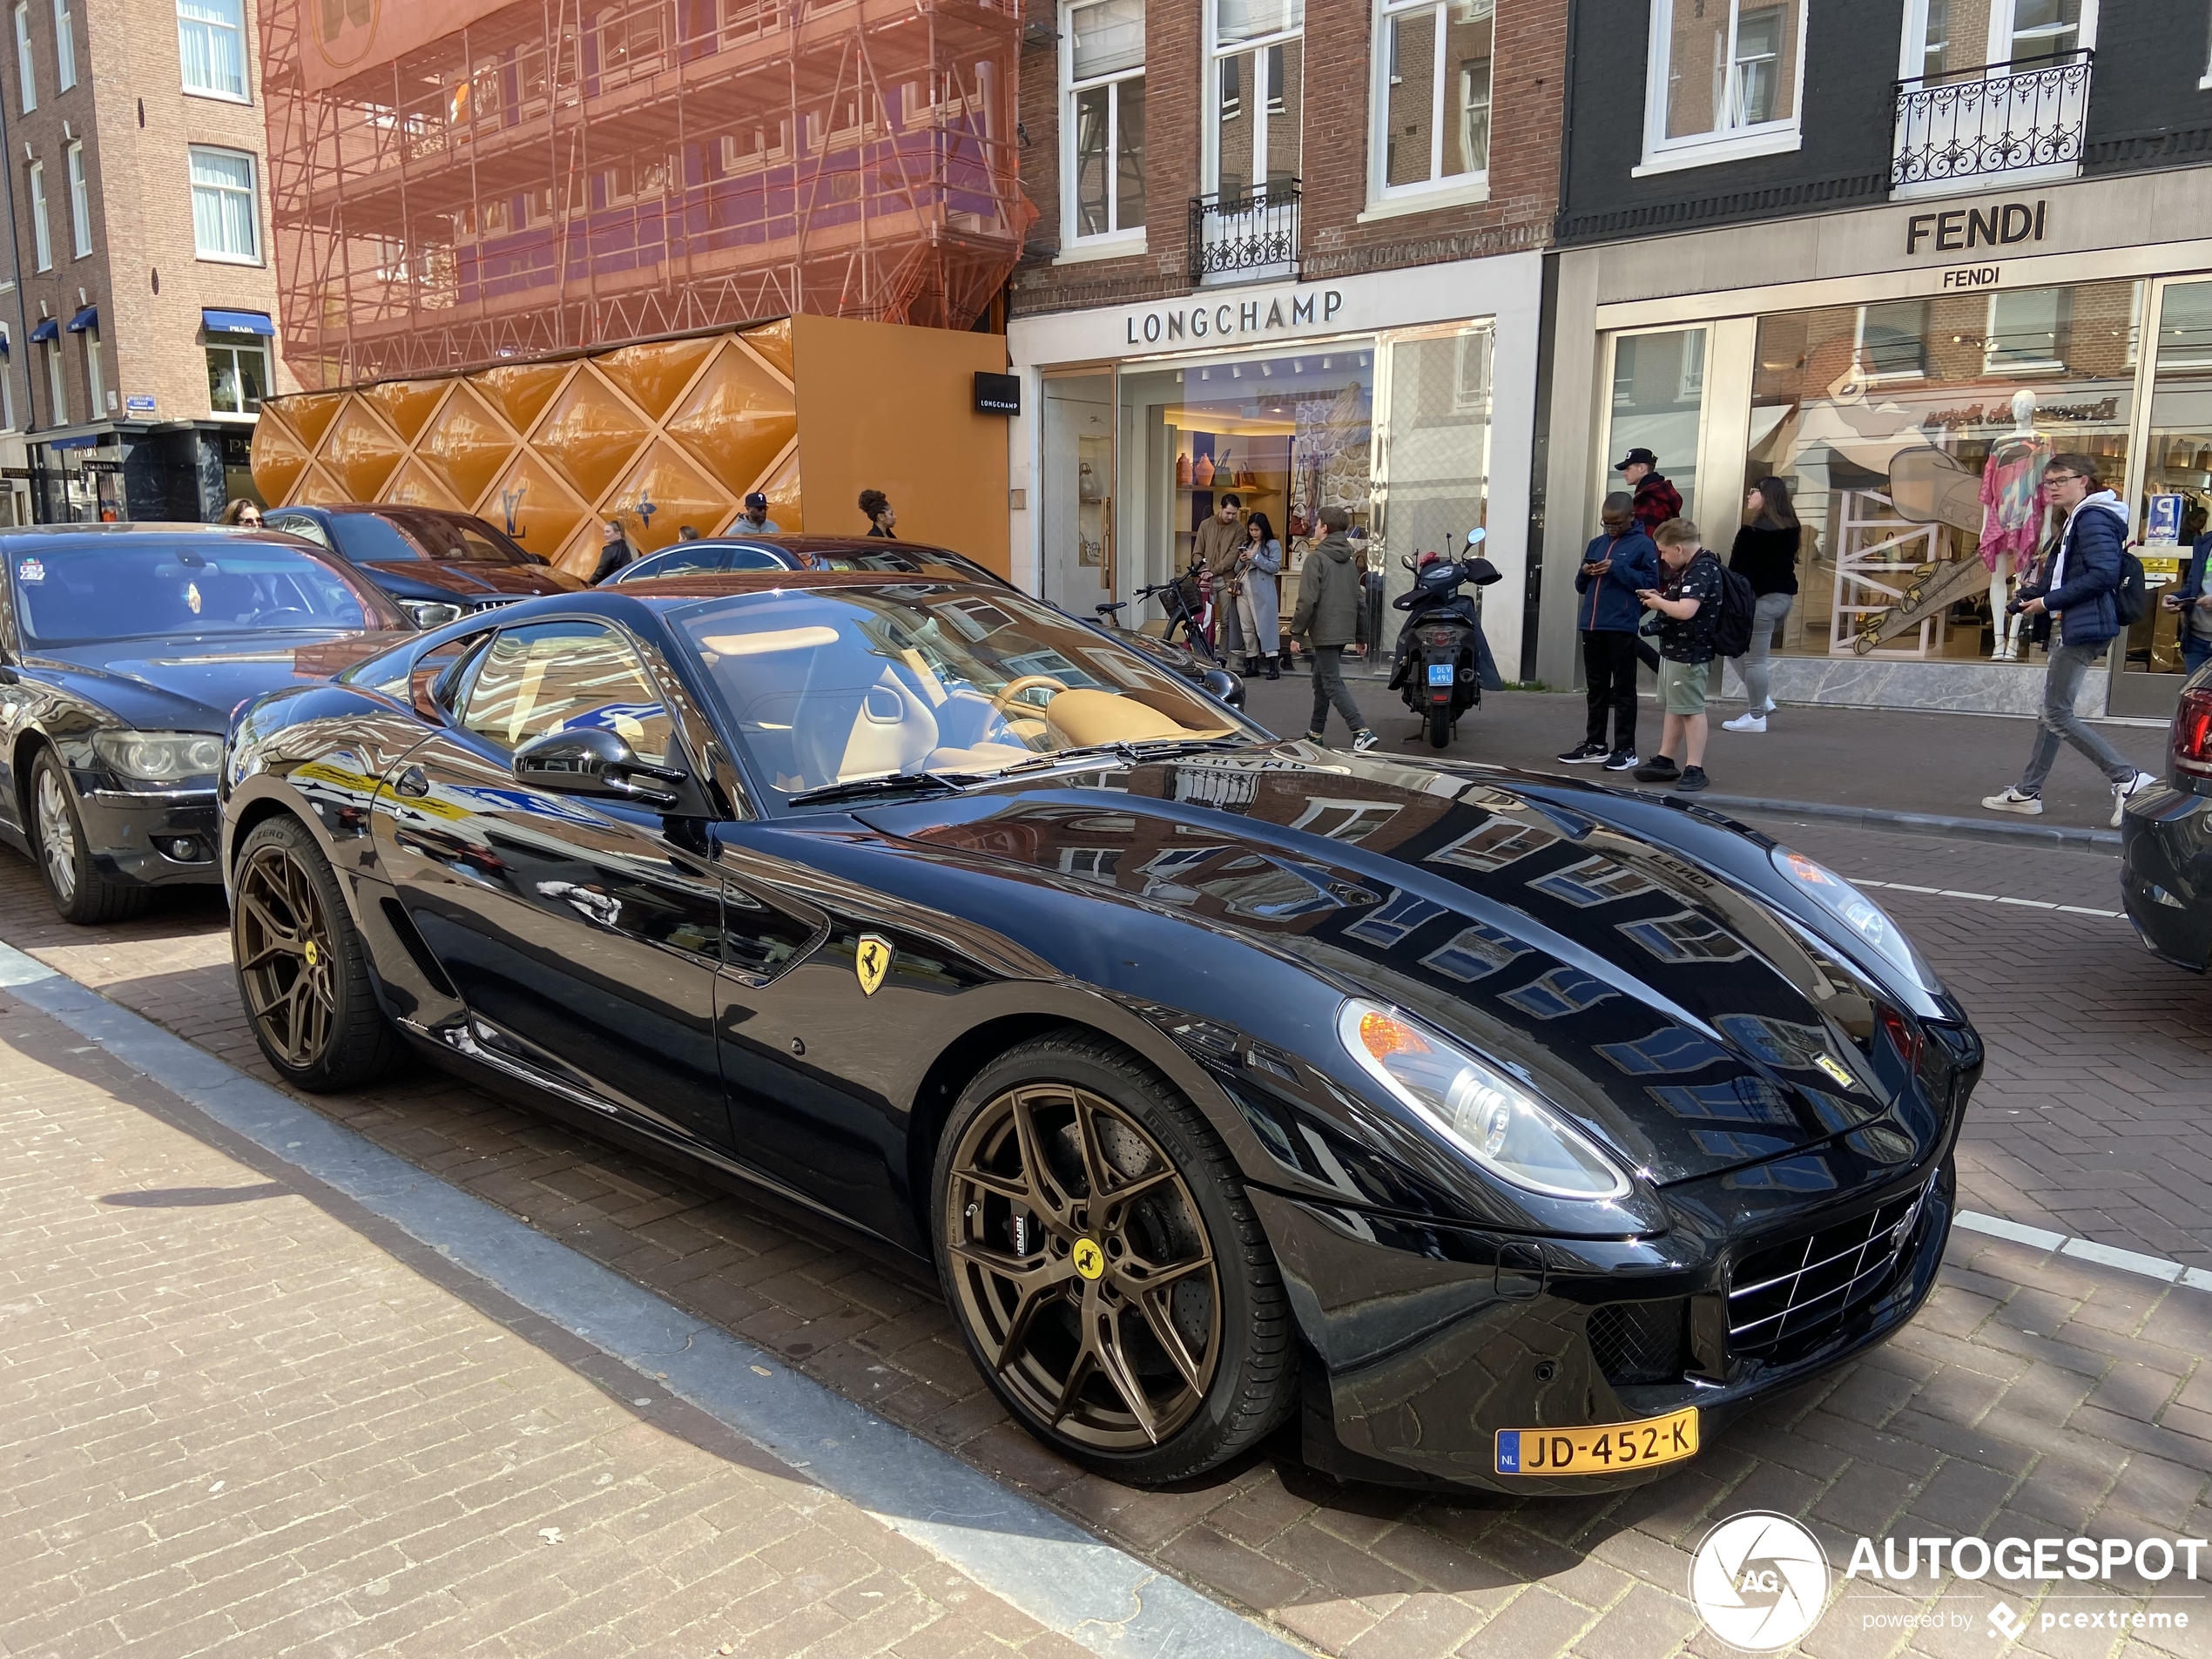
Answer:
[
  {"left": 0, "top": 984, "right": 1101, "bottom": 1659},
  {"left": 2, "top": 821, "right": 2210, "bottom": 1658}
]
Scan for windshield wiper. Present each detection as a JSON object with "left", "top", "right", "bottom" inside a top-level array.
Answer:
[{"left": 785, "top": 770, "right": 989, "bottom": 808}]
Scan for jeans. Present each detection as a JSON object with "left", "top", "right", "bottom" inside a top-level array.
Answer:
[
  {"left": 1308, "top": 644, "right": 1367, "bottom": 738},
  {"left": 1581, "top": 630, "right": 1639, "bottom": 752},
  {"left": 1736, "top": 591, "right": 1794, "bottom": 710},
  {"left": 2020, "top": 640, "right": 2134, "bottom": 794},
  {"left": 2185, "top": 635, "right": 2212, "bottom": 677}
]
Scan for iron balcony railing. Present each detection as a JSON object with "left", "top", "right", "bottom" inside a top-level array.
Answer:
[
  {"left": 1189, "top": 179, "right": 1299, "bottom": 286},
  {"left": 1892, "top": 51, "right": 2092, "bottom": 192}
]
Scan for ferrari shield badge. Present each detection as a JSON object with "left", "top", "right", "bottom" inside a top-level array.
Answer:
[
  {"left": 1813, "top": 1053, "right": 1854, "bottom": 1088},
  {"left": 855, "top": 933, "right": 894, "bottom": 996}
]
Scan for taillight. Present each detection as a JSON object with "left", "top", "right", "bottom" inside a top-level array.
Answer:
[
  {"left": 1421, "top": 627, "right": 1458, "bottom": 647},
  {"left": 2174, "top": 687, "right": 2212, "bottom": 779},
  {"left": 1877, "top": 1005, "right": 1920, "bottom": 1070}
]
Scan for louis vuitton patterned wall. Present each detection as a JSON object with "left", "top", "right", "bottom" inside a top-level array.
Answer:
[{"left": 249, "top": 321, "right": 802, "bottom": 574}]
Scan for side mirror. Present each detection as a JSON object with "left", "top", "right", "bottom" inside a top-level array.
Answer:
[
  {"left": 512, "top": 725, "right": 688, "bottom": 810},
  {"left": 1466, "top": 527, "right": 1487, "bottom": 548}
]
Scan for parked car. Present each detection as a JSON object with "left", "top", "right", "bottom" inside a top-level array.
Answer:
[
  {"left": 613, "top": 536, "right": 1245, "bottom": 709},
  {"left": 259, "top": 503, "right": 584, "bottom": 627},
  {"left": 2121, "top": 661, "right": 2212, "bottom": 966},
  {"left": 0, "top": 524, "right": 408, "bottom": 922},
  {"left": 222, "top": 570, "right": 1976, "bottom": 1495}
]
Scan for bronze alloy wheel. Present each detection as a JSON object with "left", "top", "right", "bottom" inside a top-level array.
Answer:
[
  {"left": 943, "top": 1081, "right": 1222, "bottom": 1451},
  {"left": 233, "top": 840, "right": 341, "bottom": 1071}
]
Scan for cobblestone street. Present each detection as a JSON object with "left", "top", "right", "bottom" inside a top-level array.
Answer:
[{"left": 3, "top": 808, "right": 2210, "bottom": 1659}]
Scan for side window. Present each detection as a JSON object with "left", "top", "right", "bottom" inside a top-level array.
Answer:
[
  {"left": 266, "top": 512, "right": 329, "bottom": 548},
  {"left": 454, "top": 620, "right": 675, "bottom": 764}
]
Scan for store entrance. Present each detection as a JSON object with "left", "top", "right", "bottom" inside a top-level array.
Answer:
[{"left": 1040, "top": 373, "right": 1114, "bottom": 615}]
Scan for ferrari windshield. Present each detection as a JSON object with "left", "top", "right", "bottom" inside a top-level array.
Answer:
[
  {"left": 673, "top": 584, "right": 1260, "bottom": 805},
  {"left": 9, "top": 539, "right": 392, "bottom": 648}
]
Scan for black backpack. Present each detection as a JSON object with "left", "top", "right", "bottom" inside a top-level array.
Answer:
[
  {"left": 2114, "top": 549, "right": 2148, "bottom": 627},
  {"left": 1710, "top": 558, "right": 1759, "bottom": 658}
]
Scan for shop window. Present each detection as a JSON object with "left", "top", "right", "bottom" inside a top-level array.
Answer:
[
  {"left": 178, "top": 0, "right": 246, "bottom": 100},
  {"left": 1210, "top": 0, "right": 1301, "bottom": 199},
  {"left": 27, "top": 158, "right": 47, "bottom": 270},
  {"left": 1985, "top": 287, "right": 2069, "bottom": 374},
  {"left": 206, "top": 332, "right": 267, "bottom": 415},
  {"left": 1605, "top": 328, "right": 1707, "bottom": 519},
  {"left": 1371, "top": 0, "right": 1490, "bottom": 200},
  {"left": 1638, "top": 0, "right": 1804, "bottom": 174},
  {"left": 189, "top": 145, "right": 259, "bottom": 262},
  {"left": 13, "top": 2, "right": 30, "bottom": 113},
  {"left": 65, "top": 139, "right": 86, "bottom": 258},
  {"left": 1062, "top": 0, "right": 1144, "bottom": 246},
  {"left": 2128, "top": 280, "right": 2212, "bottom": 697}
]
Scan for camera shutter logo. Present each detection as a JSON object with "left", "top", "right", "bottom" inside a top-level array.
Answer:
[{"left": 1689, "top": 1512, "right": 1831, "bottom": 1651}]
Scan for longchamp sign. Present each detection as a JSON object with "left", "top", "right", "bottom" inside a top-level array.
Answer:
[{"left": 1123, "top": 289, "right": 1346, "bottom": 348}]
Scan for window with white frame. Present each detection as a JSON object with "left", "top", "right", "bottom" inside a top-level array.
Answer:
[
  {"left": 1640, "top": 0, "right": 1805, "bottom": 173},
  {"left": 44, "top": 338, "right": 64, "bottom": 425},
  {"left": 13, "top": 3, "right": 32, "bottom": 112},
  {"left": 65, "top": 139, "right": 86, "bottom": 257},
  {"left": 0, "top": 338, "right": 16, "bottom": 431},
  {"left": 1062, "top": 0, "right": 1145, "bottom": 245},
  {"left": 206, "top": 330, "right": 267, "bottom": 415},
  {"left": 1372, "top": 0, "right": 1492, "bottom": 199},
  {"left": 189, "top": 145, "right": 259, "bottom": 260},
  {"left": 28, "top": 159, "right": 49, "bottom": 271},
  {"left": 1907, "top": 0, "right": 2094, "bottom": 83},
  {"left": 51, "top": 0, "right": 70, "bottom": 89},
  {"left": 82, "top": 325, "right": 101, "bottom": 414},
  {"left": 1208, "top": 0, "right": 1303, "bottom": 199},
  {"left": 178, "top": 0, "right": 246, "bottom": 99}
]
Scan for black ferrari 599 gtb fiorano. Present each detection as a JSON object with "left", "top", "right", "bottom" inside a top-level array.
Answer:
[{"left": 220, "top": 570, "right": 1979, "bottom": 1495}]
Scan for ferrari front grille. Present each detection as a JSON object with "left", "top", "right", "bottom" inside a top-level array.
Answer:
[{"left": 1727, "top": 1173, "right": 1936, "bottom": 1365}]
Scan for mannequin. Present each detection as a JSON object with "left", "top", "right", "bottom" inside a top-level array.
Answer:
[{"left": 1978, "top": 389, "right": 2050, "bottom": 661}]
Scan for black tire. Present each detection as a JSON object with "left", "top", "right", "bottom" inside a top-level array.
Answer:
[
  {"left": 931, "top": 1028, "right": 1295, "bottom": 1485},
  {"left": 28, "top": 747, "right": 149, "bottom": 925},
  {"left": 231, "top": 814, "right": 397, "bottom": 1092},
  {"left": 1427, "top": 705, "right": 1452, "bottom": 748}
]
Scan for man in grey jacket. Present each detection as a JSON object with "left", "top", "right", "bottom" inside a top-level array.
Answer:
[{"left": 1291, "top": 507, "right": 1379, "bottom": 752}]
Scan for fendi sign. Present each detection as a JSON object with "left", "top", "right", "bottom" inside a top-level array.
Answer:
[{"left": 1905, "top": 199, "right": 2048, "bottom": 255}]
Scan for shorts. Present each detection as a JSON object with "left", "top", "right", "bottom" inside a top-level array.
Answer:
[{"left": 1656, "top": 657, "right": 1710, "bottom": 716}]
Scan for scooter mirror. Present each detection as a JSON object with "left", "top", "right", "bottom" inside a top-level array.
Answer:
[{"left": 1465, "top": 528, "right": 1487, "bottom": 548}]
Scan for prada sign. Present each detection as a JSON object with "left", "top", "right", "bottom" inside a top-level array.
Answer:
[{"left": 1905, "top": 199, "right": 2048, "bottom": 255}]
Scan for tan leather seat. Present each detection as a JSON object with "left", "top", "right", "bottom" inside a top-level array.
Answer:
[{"left": 1043, "top": 688, "right": 1192, "bottom": 749}]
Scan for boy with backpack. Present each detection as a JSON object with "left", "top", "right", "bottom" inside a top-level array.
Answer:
[{"left": 1633, "top": 517, "right": 1749, "bottom": 795}]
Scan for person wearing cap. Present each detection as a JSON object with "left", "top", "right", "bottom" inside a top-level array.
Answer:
[
  {"left": 1615, "top": 448, "right": 1683, "bottom": 536},
  {"left": 735, "top": 492, "right": 782, "bottom": 534}
]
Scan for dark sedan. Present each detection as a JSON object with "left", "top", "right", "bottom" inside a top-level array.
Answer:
[
  {"left": 260, "top": 503, "right": 585, "bottom": 626},
  {"left": 222, "top": 573, "right": 1974, "bottom": 1495},
  {"left": 2121, "top": 663, "right": 2212, "bottom": 965},
  {"left": 0, "top": 525, "right": 408, "bottom": 921}
]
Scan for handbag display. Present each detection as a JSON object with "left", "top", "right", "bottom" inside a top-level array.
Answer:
[
  {"left": 1193, "top": 451, "right": 1216, "bottom": 488},
  {"left": 1176, "top": 451, "right": 1192, "bottom": 487}
]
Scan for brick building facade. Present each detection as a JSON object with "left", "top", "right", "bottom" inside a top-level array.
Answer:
[
  {"left": 0, "top": 0, "right": 293, "bottom": 523},
  {"left": 1001, "top": 0, "right": 1564, "bottom": 679}
]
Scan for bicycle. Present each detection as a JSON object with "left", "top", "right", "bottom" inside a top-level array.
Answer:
[{"left": 1094, "top": 569, "right": 1223, "bottom": 669}]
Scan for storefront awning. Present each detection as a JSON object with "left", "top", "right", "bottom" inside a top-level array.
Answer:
[
  {"left": 203, "top": 308, "right": 273, "bottom": 335},
  {"left": 43, "top": 434, "right": 98, "bottom": 450},
  {"left": 27, "top": 319, "right": 57, "bottom": 343},
  {"left": 64, "top": 306, "right": 97, "bottom": 334}
]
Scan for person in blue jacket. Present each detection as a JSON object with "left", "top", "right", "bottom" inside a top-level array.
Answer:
[
  {"left": 1558, "top": 492, "right": 1662, "bottom": 771},
  {"left": 1983, "top": 453, "right": 2157, "bottom": 824},
  {"left": 2163, "top": 514, "right": 2212, "bottom": 676}
]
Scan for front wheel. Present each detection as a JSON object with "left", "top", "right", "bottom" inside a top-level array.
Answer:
[
  {"left": 1427, "top": 705, "right": 1452, "bottom": 748},
  {"left": 232, "top": 814, "right": 397, "bottom": 1092},
  {"left": 932, "top": 1030, "right": 1295, "bottom": 1484},
  {"left": 29, "top": 748, "right": 148, "bottom": 924}
]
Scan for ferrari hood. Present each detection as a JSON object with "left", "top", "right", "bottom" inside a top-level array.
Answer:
[
  {"left": 32, "top": 631, "right": 412, "bottom": 732},
  {"left": 361, "top": 562, "right": 584, "bottom": 598},
  {"left": 862, "top": 747, "right": 1911, "bottom": 1186}
]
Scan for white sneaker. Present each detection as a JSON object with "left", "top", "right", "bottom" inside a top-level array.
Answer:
[
  {"left": 2113, "top": 770, "right": 2159, "bottom": 826},
  {"left": 1761, "top": 698, "right": 1777, "bottom": 713},
  {"left": 1981, "top": 786, "right": 2044, "bottom": 816},
  {"left": 1722, "top": 712, "right": 1767, "bottom": 733}
]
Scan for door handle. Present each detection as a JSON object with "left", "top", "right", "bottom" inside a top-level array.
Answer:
[{"left": 394, "top": 765, "right": 429, "bottom": 798}]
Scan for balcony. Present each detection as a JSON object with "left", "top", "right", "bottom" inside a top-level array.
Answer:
[
  {"left": 1892, "top": 52, "right": 2092, "bottom": 199},
  {"left": 1188, "top": 180, "right": 1299, "bottom": 287}
]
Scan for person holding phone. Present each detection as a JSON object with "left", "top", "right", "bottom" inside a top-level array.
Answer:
[
  {"left": 1557, "top": 492, "right": 1659, "bottom": 772},
  {"left": 1631, "top": 517, "right": 1723, "bottom": 794},
  {"left": 2164, "top": 516, "right": 2212, "bottom": 676}
]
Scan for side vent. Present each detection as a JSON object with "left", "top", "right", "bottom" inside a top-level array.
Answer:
[{"left": 380, "top": 897, "right": 456, "bottom": 997}]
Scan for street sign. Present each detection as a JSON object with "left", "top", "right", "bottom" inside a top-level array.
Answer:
[
  {"left": 2146, "top": 494, "right": 2185, "bottom": 547},
  {"left": 124, "top": 395, "right": 155, "bottom": 416}
]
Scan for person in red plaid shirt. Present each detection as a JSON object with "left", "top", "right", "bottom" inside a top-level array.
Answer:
[{"left": 1615, "top": 447, "right": 1683, "bottom": 534}]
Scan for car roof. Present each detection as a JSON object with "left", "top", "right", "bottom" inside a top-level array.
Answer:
[
  {"left": 276, "top": 502, "right": 488, "bottom": 523},
  {"left": 610, "top": 570, "right": 1013, "bottom": 604},
  {"left": 0, "top": 523, "right": 336, "bottom": 548}
]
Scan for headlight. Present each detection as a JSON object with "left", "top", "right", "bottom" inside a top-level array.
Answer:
[
  {"left": 92, "top": 731, "right": 223, "bottom": 782},
  {"left": 1338, "top": 1001, "right": 1630, "bottom": 1199},
  {"left": 1770, "top": 847, "right": 1941, "bottom": 995},
  {"left": 401, "top": 599, "right": 466, "bottom": 628}
]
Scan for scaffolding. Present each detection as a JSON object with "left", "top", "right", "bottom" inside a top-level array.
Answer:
[{"left": 262, "top": 0, "right": 1034, "bottom": 388}]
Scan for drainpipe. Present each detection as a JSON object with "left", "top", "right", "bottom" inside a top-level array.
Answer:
[{"left": 0, "top": 77, "right": 37, "bottom": 522}]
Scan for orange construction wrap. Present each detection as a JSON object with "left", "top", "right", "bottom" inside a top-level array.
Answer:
[{"left": 259, "top": 0, "right": 1035, "bottom": 388}]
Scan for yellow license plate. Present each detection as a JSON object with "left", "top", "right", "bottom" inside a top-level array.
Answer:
[{"left": 1494, "top": 1407, "right": 1699, "bottom": 1475}]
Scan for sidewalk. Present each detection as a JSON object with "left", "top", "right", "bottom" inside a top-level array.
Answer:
[{"left": 1241, "top": 677, "right": 2168, "bottom": 839}]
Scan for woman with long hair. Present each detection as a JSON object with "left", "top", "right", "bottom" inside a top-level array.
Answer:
[
  {"left": 220, "top": 499, "right": 262, "bottom": 527},
  {"left": 1234, "top": 510, "right": 1284, "bottom": 679},
  {"left": 1723, "top": 475, "right": 1801, "bottom": 734}
]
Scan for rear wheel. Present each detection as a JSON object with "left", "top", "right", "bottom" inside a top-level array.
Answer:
[
  {"left": 232, "top": 814, "right": 396, "bottom": 1092},
  {"left": 29, "top": 749, "right": 148, "bottom": 924},
  {"left": 1427, "top": 705, "right": 1452, "bottom": 748},
  {"left": 933, "top": 1030, "right": 1294, "bottom": 1484}
]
